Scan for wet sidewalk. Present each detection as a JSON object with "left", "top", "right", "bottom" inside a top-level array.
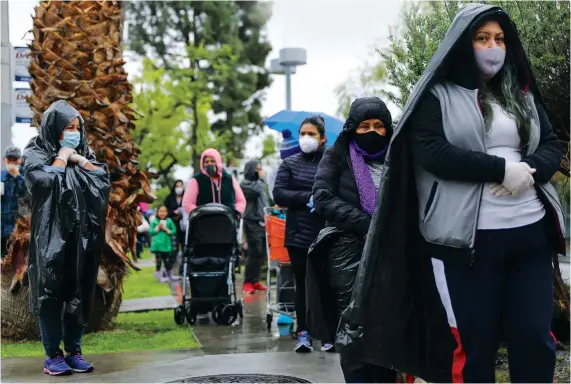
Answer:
[{"left": 1, "top": 277, "right": 344, "bottom": 383}]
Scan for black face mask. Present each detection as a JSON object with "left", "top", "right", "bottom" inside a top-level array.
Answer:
[
  {"left": 205, "top": 164, "right": 217, "bottom": 177},
  {"left": 354, "top": 131, "right": 391, "bottom": 154}
]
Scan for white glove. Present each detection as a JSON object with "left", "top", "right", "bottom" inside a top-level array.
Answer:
[
  {"left": 489, "top": 183, "right": 512, "bottom": 197},
  {"left": 69, "top": 153, "right": 89, "bottom": 167},
  {"left": 57, "top": 147, "right": 76, "bottom": 163},
  {"left": 502, "top": 162, "right": 536, "bottom": 196}
]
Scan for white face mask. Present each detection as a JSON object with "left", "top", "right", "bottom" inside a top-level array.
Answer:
[
  {"left": 299, "top": 136, "right": 319, "bottom": 154},
  {"left": 474, "top": 47, "right": 506, "bottom": 80},
  {"left": 175, "top": 187, "right": 184, "bottom": 196}
]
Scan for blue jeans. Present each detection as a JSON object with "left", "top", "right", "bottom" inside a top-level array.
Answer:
[{"left": 39, "top": 300, "right": 85, "bottom": 357}]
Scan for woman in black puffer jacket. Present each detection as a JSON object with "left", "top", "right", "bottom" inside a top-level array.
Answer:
[
  {"left": 312, "top": 97, "right": 396, "bottom": 383},
  {"left": 273, "top": 116, "right": 327, "bottom": 353}
]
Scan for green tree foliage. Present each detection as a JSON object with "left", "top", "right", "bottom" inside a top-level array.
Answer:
[
  {"left": 261, "top": 134, "right": 277, "bottom": 159},
  {"left": 126, "top": 1, "right": 272, "bottom": 169},
  {"left": 334, "top": 63, "right": 387, "bottom": 119},
  {"left": 380, "top": 0, "right": 569, "bottom": 174}
]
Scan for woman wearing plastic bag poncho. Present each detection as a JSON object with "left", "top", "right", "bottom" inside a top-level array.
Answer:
[
  {"left": 338, "top": 4, "right": 565, "bottom": 383},
  {"left": 23, "top": 100, "right": 110, "bottom": 376}
]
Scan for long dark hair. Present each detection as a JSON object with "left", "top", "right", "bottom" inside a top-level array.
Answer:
[
  {"left": 479, "top": 56, "right": 532, "bottom": 148},
  {"left": 299, "top": 115, "right": 326, "bottom": 139}
]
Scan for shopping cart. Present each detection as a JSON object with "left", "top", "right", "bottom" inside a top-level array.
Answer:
[{"left": 264, "top": 207, "right": 296, "bottom": 330}]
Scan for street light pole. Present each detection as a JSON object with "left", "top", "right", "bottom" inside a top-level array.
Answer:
[
  {"left": 1, "top": 0, "right": 12, "bottom": 163},
  {"left": 269, "top": 47, "right": 307, "bottom": 110},
  {"left": 284, "top": 65, "right": 292, "bottom": 110}
]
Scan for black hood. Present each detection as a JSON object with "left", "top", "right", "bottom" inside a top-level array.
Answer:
[
  {"left": 243, "top": 160, "right": 260, "bottom": 181},
  {"left": 39, "top": 100, "right": 88, "bottom": 156},
  {"left": 388, "top": 3, "right": 540, "bottom": 158},
  {"left": 340, "top": 97, "right": 393, "bottom": 138},
  {"left": 170, "top": 179, "right": 184, "bottom": 194}
]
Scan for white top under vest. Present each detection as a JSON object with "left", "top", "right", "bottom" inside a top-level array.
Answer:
[{"left": 477, "top": 102, "right": 545, "bottom": 230}]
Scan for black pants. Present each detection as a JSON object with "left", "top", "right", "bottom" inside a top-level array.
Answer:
[
  {"left": 244, "top": 220, "right": 266, "bottom": 284},
  {"left": 155, "top": 251, "right": 174, "bottom": 272},
  {"left": 340, "top": 354, "right": 397, "bottom": 383},
  {"left": 1, "top": 236, "right": 8, "bottom": 259},
  {"left": 430, "top": 219, "right": 555, "bottom": 383},
  {"left": 287, "top": 246, "right": 309, "bottom": 333}
]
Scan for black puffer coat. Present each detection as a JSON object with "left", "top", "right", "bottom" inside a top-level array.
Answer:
[
  {"left": 313, "top": 97, "right": 392, "bottom": 238},
  {"left": 308, "top": 97, "right": 392, "bottom": 343},
  {"left": 273, "top": 149, "right": 326, "bottom": 249}
]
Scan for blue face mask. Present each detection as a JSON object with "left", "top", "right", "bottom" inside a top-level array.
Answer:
[{"left": 59, "top": 131, "right": 81, "bottom": 149}]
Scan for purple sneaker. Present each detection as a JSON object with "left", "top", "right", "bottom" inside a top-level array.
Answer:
[
  {"left": 43, "top": 351, "right": 72, "bottom": 376},
  {"left": 65, "top": 350, "right": 94, "bottom": 373}
]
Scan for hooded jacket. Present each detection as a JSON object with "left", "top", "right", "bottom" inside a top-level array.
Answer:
[
  {"left": 23, "top": 100, "right": 110, "bottom": 324},
  {"left": 307, "top": 97, "right": 392, "bottom": 343},
  {"left": 337, "top": 5, "right": 565, "bottom": 382},
  {"left": 164, "top": 180, "right": 185, "bottom": 244},
  {"left": 313, "top": 97, "right": 393, "bottom": 238},
  {"left": 240, "top": 160, "right": 269, "bottom": 223},
  {"left": 182, "top": 148, "right": 246, "bottom": 215}
]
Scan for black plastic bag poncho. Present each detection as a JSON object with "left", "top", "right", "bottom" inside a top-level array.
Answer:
[
  {"left": 337, "top": 4, "right": 544, "bottom": 382},
  {"left": 23, "top": 100, "right": 110, "bottom": 325}
]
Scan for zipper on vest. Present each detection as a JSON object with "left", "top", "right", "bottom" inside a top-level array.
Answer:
[{"left": 470, "top": 89, "right": 486, "bottom": 266}]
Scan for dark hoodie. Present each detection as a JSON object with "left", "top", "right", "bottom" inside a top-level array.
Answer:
[
  {"left": 313, "top": 97, "right": 393, "bottom": 238},
  {"left": 23, "top": 100, "right": 110, "bottom": 324},
  {"left": 337, "top": 4, "right": 564, "bottom": 382},
  {"left": 240, "top": 160, "right": 268, "bottom": 223}
]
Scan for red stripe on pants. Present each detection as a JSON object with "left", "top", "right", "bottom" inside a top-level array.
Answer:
[{"left": 451, "top": 327, "right": 466, "bottom": 383}]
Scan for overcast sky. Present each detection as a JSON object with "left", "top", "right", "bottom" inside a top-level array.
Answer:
[{"left": 7, "top": 0, "right": 404, "bottom": 177}]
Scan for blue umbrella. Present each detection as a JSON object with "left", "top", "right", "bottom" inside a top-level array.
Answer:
[{"left": 263, "top": 110, "right": 344, "bottom": 145}]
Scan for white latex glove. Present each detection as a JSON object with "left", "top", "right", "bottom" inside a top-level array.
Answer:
[
  {"left": 502, "top": 162, "right": 536, "bottom": 196},
  {"left": 69, "top": 153, "right": 89, "bottom": 166},
  {"left": 489, "top": 183, "right": 512, "bottom": 197},
  {"left": 57, "top": 147, "right": 76, "bottom": 163}
]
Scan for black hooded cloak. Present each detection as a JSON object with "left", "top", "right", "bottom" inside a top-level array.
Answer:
[
  {"left": 337, "top": 4, "right": 564, "bottom": 382},
  {"left": 23, "top": 100, "right": 110, "bottom": 325}
]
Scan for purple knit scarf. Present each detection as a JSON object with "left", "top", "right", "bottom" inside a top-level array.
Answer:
[{"left": 349, "top": 141, "right": 387, "bottom": 216}]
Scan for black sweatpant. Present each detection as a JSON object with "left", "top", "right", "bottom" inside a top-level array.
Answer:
[
  {"left": 155, "top": 251, "right": 174, "bottom": 272},
  {"left": 430, "top": 219, "right": 555, "bottom": 383},
  {"left": 340, "top": 354, "right": 397, "bottom": 383},
  {"left": 244, "top": 220, "right": 266, "bottom": 284},
  {"left": 287, "top": 246, "right": 309, "bottom": 333}
]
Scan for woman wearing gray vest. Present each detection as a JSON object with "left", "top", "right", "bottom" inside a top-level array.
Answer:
[{"left": 335, "top": 4, "right": 565, "bottom": 383}]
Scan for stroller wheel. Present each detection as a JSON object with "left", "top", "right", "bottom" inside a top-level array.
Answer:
[
  {"left": 212, "top": 305, "right": 223, "bottom": 325},
  {"left": 185, "top": 305, "right": 198, "bottom": 325},
  {"left": 266, "top": 313, "right": 273, "bottom": 330},
  {"left": 174, "top": 306, "right": 185, "bottom": 325},
  {"left": 221, "top": 304, "right": 237, "bottom": 325},
  {"left": 236, "top": 298, "right": 244, "bottom": 318}
]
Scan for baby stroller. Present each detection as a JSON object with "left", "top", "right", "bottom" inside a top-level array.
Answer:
[{"left": 174, "top": 203, "right": 244, "bottom": 326}]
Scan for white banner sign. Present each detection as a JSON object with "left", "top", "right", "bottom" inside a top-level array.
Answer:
[
  {"left": 13, "top": 46, "right": 32, "bottom": 82},
  {"left": 14, "top": 88, "right": 33, "bottom": 124}
]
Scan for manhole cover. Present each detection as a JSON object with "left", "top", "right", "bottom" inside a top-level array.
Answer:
[{"left": 168, "top": 374, "right": 311, "bottom": 383}]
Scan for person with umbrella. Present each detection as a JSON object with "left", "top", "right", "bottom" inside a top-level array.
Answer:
[{"left": 272, "top": 115, "right": 327, "bottom": 353}]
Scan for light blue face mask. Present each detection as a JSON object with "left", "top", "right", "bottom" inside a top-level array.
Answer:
[{"left": 59, "top": 131, "right": 81, "bottom": 149}]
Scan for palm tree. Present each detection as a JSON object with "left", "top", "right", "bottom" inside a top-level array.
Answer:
[{"left": 1, "top": 0, "right": 154, "bottom": 340}]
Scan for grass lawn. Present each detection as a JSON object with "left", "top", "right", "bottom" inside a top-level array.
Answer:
[
  {"left": 123, "top": 263, "right": 172, "bottom": 300},
  {"left": 2, "top": 250, "right": 199, "bottom": 358}
]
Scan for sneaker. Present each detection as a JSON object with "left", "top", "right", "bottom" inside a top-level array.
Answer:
[
  {"left": 65, "top": 350, "right": 94, "bottom": 373},
  {"left": 295, "top": 331, "right": 313, "bottom": 353},
  {"left": 321, "top": 343, "right": 335, "bottom": 352},
  {"left": 168, "top": 272, "right": 181, "bottom": 282},
  {"left": 243, "top": 282, "right": 255, "bottom": 294},
  {"left": 154, "top": 270, "right": 162, "bottom": 282},
  {"left": 43, "top": 351, "right": 72, "bottom": 376},
  {"left": 252, "top": 282, "right": 267, "bottom": 291}
]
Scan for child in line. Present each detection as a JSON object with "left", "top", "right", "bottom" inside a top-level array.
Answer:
[{"left": 150, "top": 206, "right": 179, "bottom": 282}]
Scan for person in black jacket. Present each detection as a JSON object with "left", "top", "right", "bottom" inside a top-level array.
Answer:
[
  {"left": 273, "top": 116, "right": 327, "bottom": 353},
  {"left": 240, "top": 160, "right": 269, "bottom": 294},
  {"left": 313, "top": 97, "right": 396, "bottom": 383},
  {"left": 164, "top": 180, "right": 185, "bottom": 252}
]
